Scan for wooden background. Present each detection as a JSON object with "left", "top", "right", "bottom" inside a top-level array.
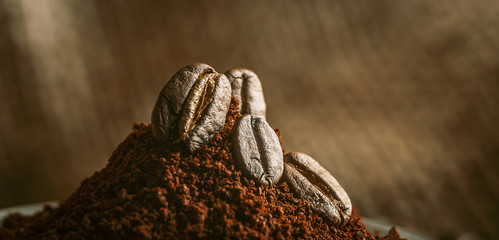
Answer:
[{"left": 1, "top": 1, "right": 498, "bottom": 239}]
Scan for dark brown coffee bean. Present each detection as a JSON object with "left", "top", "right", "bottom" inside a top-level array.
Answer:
[
  {"left": 232, "top": 115, "right": 283, "bottom": 185},
  {"left": 225, "top": 69, "right": 266, "bottom": 118},
  {"left": 282, "top": 152, "right": 352, "bottom": 226},
  {"left": 151, "top": 63, "right": 231, "bottom": 152}
]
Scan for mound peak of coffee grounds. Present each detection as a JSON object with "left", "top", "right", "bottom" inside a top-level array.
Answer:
[{"left": 0, "top": 99, "right": 405, "bottom": 240}]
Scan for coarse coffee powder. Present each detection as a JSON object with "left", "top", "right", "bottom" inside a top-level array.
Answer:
[{"left": 0, "top": 99, "right": 405, "bottom": 240}]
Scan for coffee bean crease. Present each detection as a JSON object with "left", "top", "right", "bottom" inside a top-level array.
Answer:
[
  {"left": 232, "top": 115, "right": 283, "bottom": 185},
  {"left": 151, "top": 63, "right": 231, "bottom": 152},
  {"left": 225, "top": 69, "right": 266, "bottom": 118},
  {"left": 283, "top": 152, "right": 352, "bottom": 226}
]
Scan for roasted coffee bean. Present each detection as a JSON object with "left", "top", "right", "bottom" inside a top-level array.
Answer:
[
  {"left": 232, "top": 115, "right": 283, "bottom": 185},
  {"left": 151, "top": 63, "right": 231, "bottom": 152},
  {"left": 225, "top": 69, "right": 266, "bottom": 118},
  {"left": 282, "top": 152, "right": 352, "bottom": 226}
]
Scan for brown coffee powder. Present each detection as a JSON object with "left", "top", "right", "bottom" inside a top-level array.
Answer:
[{"left": 0, "top": 99, "right": 405, "bottom": 240}]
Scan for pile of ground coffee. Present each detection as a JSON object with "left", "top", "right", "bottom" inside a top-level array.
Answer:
[{"left": 0, "top": 100, "right": 404, "bottom": 239}]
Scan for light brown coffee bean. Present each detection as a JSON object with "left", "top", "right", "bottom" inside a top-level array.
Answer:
[
  {"left": 282, "top": 152, "right": 352, "bottom": 226},
  {"left": 225, "top": 69, "right": 266, "bottom": 118},
  {"left": 151, "top": 63, "right": 231, "bottom": 152},
  {"left": 232, "top": 115, "right": 283, "bottom": 185}
]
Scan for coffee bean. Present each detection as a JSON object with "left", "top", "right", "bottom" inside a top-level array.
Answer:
[
  {"left": 151, "top": 63, "right": 231, "bottom": 152},
  {"left": 232, "top": 115, "right": 283, "bottom": 185},
  {"left": 282, "top": 152, "right": 352, "bottom": 226},
  {"left": 225, "top": 69, "right": 266, "bottom": 118}
]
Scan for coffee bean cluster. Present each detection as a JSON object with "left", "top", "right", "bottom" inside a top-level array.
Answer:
[{"left": 151, "top": 63, "right": 352, "bottom": 226}]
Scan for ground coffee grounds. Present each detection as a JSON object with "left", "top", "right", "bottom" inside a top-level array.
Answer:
[{"left": 0, "top": 99, "right": 405, "bottom": 239}]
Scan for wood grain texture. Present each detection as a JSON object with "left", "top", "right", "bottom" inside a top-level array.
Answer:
[{"left": 1, "top": 1, "right": 498, "bottom": 239}]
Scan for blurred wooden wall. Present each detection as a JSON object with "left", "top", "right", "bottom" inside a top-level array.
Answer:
[{"left": 1, "top": 1, "right": 498, "bottom": 239}]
